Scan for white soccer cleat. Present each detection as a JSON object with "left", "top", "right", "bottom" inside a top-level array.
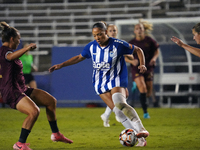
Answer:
[
  {"left": 135, "top": 137, "right": 147, "bottom": 147},
  {"left": 100, "top": 114, "right": 110, "bottom": 127},
  {"left": 136, "top": 130, "right": 149, "bottom": 138}
]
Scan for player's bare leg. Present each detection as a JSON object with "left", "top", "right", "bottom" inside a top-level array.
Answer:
[
  {"left": 135, "top": 77, "right": 150, "bottom": 118},
  {"left": 30, "top": 89, "right": 73, "bottom": 144},
  {"left": 13, "top": 96, "right": 40, "bottom": 150}
]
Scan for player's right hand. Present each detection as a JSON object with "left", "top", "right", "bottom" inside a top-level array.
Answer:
[
  {"left": 138, "top": 65, "right": 147, "bottom": 74},
  {"left": 171, "top": 36, "right": 184, "bottom": 47},
  {"left": 28, "top": 43, "right": 37, "bottom": 51}
]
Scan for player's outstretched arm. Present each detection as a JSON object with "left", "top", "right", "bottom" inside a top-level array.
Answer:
[
  {"left": 133, "top": 46, "right": 147, "bottom": 73},
  {"left": 49, "top": 54, "right": 86, "bottom": 73},
  {"left": 6, "top": 43, "right": 36, "bottom": 61},
  {"left": 171, "top": 36, "right": 185, "bottom": 47},
  {"left": 171, "top": 36, "right": 200, "bottom": 57}
]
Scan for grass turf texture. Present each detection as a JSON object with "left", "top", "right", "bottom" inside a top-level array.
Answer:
[{"left": 0, "top": 107, "right": 200, "bottom": 150}]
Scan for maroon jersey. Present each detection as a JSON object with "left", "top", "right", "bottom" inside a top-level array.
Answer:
[
  {"left": 129, "top": 36, "right": 159, "bottom": 81},
  {"left": 129, "top": 36, "right": 159, "bottom": 68},
  {"left": 0, "top": 46, "right": 27, "bottom": 108}
]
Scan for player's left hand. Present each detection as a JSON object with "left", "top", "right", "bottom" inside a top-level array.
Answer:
[{"left": 138, "top": 65, "right": 147, "bottom": 73}]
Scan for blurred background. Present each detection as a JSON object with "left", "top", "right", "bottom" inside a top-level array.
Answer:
[{"left": 0, "top": 0, "right": 200, "bottom": 108}]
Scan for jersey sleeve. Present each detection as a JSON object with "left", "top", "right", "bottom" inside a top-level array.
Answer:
[
  {"left": 115, "top": 39, "right": 134, "bottom": 55},
  {"left": 5, "top": 51, "right": 13, "bottom": 61},
  {"left": 81, "top": 43, "right": 92, "bottom": 59}
]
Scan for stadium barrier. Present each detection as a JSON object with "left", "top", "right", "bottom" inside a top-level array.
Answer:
[{"left": 154, "top": 73, "right": 200, "bottom": 108}]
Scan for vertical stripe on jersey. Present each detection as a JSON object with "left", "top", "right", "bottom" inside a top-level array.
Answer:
[
  {"left": 100, "top": 47, "right": 109, "bottom": 93},
  {"left": 108, "top": 45, "right": 117, "bottom": 89},
  {"left": 90, "top": 45, "right": 96, "bottom": 91},
  {"left": 90, "top": 44, "right": 94, "bottom": 62},
  {"left": 90, "top": 44, "right": 95, "bottom": 86},
  {"left": 94, "top": 46, "right": 101, "bottom": 94},
  {"left": 115, "top": 56, "right": 121, "bottom": 87},
  {"left": 90, "top": 44, "right": 98, "bottom": 94}
]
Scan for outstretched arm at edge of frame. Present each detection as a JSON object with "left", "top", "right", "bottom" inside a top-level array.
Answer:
[
  {"left": 49, "top": 54, "right": 86, "bottom": 73},
  {"left": 171, "top": 36, "right": 200, "bottom": 58}
]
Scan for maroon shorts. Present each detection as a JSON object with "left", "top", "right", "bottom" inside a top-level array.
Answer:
[
  {"left": 131, "top": 65, "right": 154, "bottom": 81},
  {"left": 3, "top": 88, "right": 34, "bottom": 109}
]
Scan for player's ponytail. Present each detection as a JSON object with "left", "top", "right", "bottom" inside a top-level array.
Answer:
[
  {"left": 139, "top": 19, "right": 153, "bottom": 35},
  {"left": 0, "top": 21, "right": 18, "bottom": 43},
  {"left": 0, "top": 21, "right": 10, "bottom": 31}
]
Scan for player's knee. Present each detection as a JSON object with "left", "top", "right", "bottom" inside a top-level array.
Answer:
[
  {"left": 139, "top": 87, "right": 147, "bottom": 93},
  {"left": 44, "top": 91, "right": 57, "bottom": 107},
  {"left": 30, "top": 106, "right": 40, "bottom": 120},
  {"left": 112, "top": 92, "right": 127, "bottom": 110},
  {"left": 50, "top": 96, "right": 57, "bottom": 106}
]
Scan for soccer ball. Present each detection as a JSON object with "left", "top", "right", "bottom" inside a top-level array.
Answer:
[{"left": 119, "top": 128, "right": 137, "bottom": 147}]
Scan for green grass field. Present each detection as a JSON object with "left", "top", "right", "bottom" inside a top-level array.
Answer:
[{"left": 0, "top": 107, "right": 200, "bottom": 150}]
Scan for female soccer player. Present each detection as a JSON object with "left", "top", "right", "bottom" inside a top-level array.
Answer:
[
  {"left": 171, "top": 22, "right": 200, "bottom": 57},
  {"left": 49, "top": 22, "right": 149, "bottom": 144},
  {"left": 127, "top": 19, "right": 159, "bottom": 118},
  {"left": 100, "top": 24, "right": 131, "bottom": 127},
  {"left": 0, "top": 22, "right": 73, "bottom": 150},
  {"left": 99, "top": 23, "right": 147, "bottom": 147}
]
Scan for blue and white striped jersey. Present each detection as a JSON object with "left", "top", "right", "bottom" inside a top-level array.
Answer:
[{"left": 81, "top": 37, "right": 134, "bottom": 95}]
